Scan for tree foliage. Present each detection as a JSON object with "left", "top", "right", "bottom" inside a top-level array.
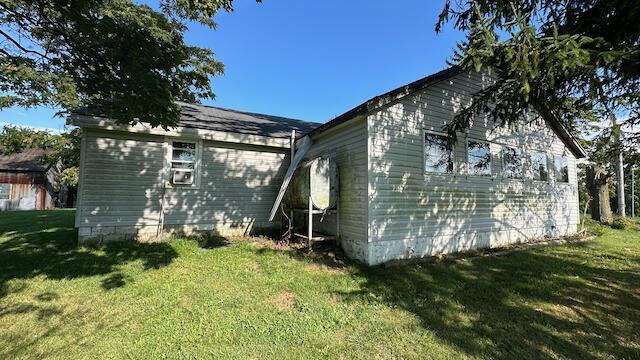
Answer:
[
  {"left": 436, "top": 0, "right": 640, "bottom": 147},
  {"left": 0, "top": 0, "right": 256, "bottom": 127},
  {"left": 0, "top": 125, "right": 80, "bottom": 185},
  {"left": 0, "top": 124, "right": 57, "bottom": 153}
]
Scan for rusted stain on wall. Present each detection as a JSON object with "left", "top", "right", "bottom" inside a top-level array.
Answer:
[
  {"left": 0, "top": 171, "right": 50, "bottom": 210},
  {"left": 0, "top": 172, "right": 46, "bottom": 185}
]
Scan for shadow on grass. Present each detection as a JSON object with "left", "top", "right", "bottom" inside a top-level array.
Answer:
[
  {"left": 195, "top": 234, "right": 231, "bottom": 249},
  {"left": 254, "top": 240, "right": 350, "bottom": 271},
  {"left": 0, "top": 210, "right": 178, "bottom": 299},
  {"left": 258, "top": 240, "right": 640, "bottom": 359}
]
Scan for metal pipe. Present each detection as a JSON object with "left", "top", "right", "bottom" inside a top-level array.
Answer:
[
  {"left": 290, "top": 130, "right": 296, "bottom": 163},
  {"left": 308, "top": 195, "right": 313, "bottom": 249}
]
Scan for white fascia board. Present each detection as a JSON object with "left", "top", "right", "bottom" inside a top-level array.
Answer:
[{"left": 68, "top": 114, "right": 290, "bottom": 149}]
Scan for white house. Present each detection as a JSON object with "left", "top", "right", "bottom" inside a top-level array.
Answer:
[{"left": 70, "top": 67, "right": 586, "bottom": 265}]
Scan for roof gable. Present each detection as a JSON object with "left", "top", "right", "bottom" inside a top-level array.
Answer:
[{"left": 307, "top": 67, "right": 587, "bottom": 158}]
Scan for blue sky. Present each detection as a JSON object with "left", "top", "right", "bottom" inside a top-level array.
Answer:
[{"left": 0, "top": 0, "right": 464, "bottom": 130}]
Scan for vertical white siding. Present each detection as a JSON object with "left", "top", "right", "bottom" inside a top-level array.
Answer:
[
  {"left": 306, "top": 118, "right": 369, "bottom": 262},
  {"left": 367, "top": 71, "right": 580, "bottom": 264},
  {"left": 76, "top": 129, "right": 288, "bottom": 240}
]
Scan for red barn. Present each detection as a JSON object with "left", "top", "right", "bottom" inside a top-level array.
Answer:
[{"left": 0, "top": 149, "right": 56, "bottom": 210}]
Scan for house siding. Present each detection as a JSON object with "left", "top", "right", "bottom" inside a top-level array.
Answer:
[
  {"left": 367, "top": 70, "right": 580, "bottom": 264},
  {"left": 76, "top": 129, "right": 288, "bottom": 242},
  {"left": 306, "top": 117, "right": 369, "bottom": 262}
]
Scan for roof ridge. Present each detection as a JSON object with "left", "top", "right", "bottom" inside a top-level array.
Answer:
[{"left": 177, "top": 101, "right": 321, "bottom": 126}]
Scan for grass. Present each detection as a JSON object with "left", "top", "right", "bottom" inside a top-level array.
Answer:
[{"left": 0, "top": 210, "right": 639, "bottom": 359}]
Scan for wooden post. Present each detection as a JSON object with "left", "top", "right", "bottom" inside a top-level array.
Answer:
[{"left": 308, "top": 195, "right": 313, "bottom": 249}]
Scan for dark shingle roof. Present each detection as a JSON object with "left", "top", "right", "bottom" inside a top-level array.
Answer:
[
  {"left": 177, "top": 102, "right": 321, "bottom": 138},
  {"left": 0, "top": 148, "right": 54, "bottom": 172}
]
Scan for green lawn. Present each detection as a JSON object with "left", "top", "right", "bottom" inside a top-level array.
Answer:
[{"left": 1, "top": 210, "right": 639, "bottom": 359}]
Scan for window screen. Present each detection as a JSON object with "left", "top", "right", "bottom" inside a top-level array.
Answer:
[
  {"left": 531, "top": 151, "right": 549, "bottom": 181},
  {"left": 502, "top": 146, "right": 523, "bottom": 179},
  {"left": 171, "top": 141, "right": 197, "bottom": 185},
  {"left": 468, "top": 141, "right": 492, "bottom": 176},
  {"left": 424, "top": 132, "right": 453, "bottom": 173},
  {"left": 0, "top": 184, "right": 10, "bottom": 200},
  {"left": 555, "top": 156, "right": 569, "bottom": 183}
]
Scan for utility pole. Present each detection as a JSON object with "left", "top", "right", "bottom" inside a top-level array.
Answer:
[
  {"left": 632, "top": 164, "right": 636, "bottom": 218},
  {"left": 611, "top": 115, "right": 626, "bottom": 217},
  {"left": 616, "top": 150, "right": 626, "bottom": 216}
]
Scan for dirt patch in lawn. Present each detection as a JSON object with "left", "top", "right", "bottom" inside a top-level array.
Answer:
[
  {"left": 303, "top": 250, "right": 349, "bottom": 274},
  {"left": 252, "top": 238, "right": 350, "bottom": 273},
  {"left": 268, "top": 291, "right": 297, "bottom": 312}
]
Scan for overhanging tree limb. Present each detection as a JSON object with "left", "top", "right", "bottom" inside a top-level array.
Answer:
[
  {"left": 0, "top": 0, "right": 259, "bottom": 127},
  {"left": 0, "top": 28, "right": 50, "bottom": 59}
]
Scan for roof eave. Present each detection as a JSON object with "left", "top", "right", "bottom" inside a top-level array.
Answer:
[
  {"left": 305, "top": 66, "right": 587, "bottom": 159},
  {"left": 306, "top": 66, "right": 463, "bottom": 139},
  {"left": 68, "top": 114, "right": 293, "bottom": 149},
  {"left": 544, "top": 118, "right": 588, "bottom": 159}
]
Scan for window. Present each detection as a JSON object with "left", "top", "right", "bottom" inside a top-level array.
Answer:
[
  {"left": 531, "top": 151, "right": 549, "bottom": 181},
  {"left": 502, "top": 146, "right": 523, "bottom": 179},
  {"left": 555, "top": 155, "right": 569, "bottom": 183},
  {"left": 0, "top": 184, "right": 9, "bottom": 200},
  {"left": 467, "top": 140, "right": 492, "bottom": 176},
  {"left": 424, "top": 132, "right": 453, "bottom": 173},
  {"left": 170, "top": 141, "right": 197, "bottom": 185}
]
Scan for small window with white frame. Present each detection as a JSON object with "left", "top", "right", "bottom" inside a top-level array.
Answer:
[
  {"left": 170, "top": 141, "right": 198, "bottom": 185},
  {"left": 424, "top": 131, "right": 453, "bottom": 174},
  {"left": 467, "top": 140, "right": 492, "bottom": 176},
  {"left": 0, "top": 183, "right": 10, "bottom": 200},
  {"left": 531, "top": 151, "right": 549, "bottom": 181},
  {"left": 554, "top": 155, "right": 569, "bottom": 183},
  {"left": 502, "top": 145, "right": 523, "bottom": 179}
]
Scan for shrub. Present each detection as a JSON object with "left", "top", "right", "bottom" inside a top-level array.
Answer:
[
  {"left": 591, "top": 224, "right": 607, "bottom": 236},
  {"left": 609, "top": 216, "right": 636, "bottom": 230}
]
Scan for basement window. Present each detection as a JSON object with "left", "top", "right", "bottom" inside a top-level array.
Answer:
[
  {"left": 555, "top": 155, "right": 569, "bottom": 183},
  {"left": 424, "top": 132, "right": 453, "bottom": 174},
  {"left": 0, "top": 184, "right": 9, "bottom": 199},
  {"left": 531, "top": 151, "right": 549, "bottom": 181},
  {"left": 467, "top": 140, "right": 492, "bottom": 176},
  {"left": 502, "top": 146, "right": 523, "bottom": 179},
  {"left": 170, "top": 141, "right": 198, "bottom": 186}
]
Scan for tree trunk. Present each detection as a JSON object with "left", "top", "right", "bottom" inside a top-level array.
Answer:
[{"left": 586, "top": 165, "right": 613, "bottom": 223}]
